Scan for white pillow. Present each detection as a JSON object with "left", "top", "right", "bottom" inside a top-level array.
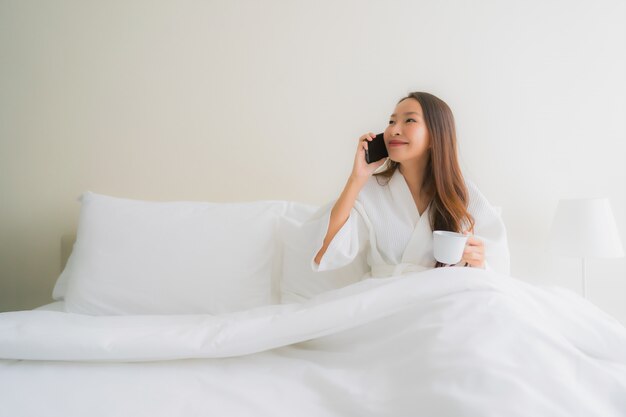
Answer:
[
  {"left": 62, "top": 191, "right": 287, "bottom": 315},
  {"left": 279, "top": 203, "right": 368, "bottom": 303}
]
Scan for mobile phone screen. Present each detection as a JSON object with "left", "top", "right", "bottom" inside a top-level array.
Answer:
[{"left": 365, "top": 133, "right": 388, "bottom": 164}]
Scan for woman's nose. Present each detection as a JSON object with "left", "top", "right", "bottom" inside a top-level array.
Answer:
[{"left": 389, "top": 124, "right": 401, "bottom": 136}]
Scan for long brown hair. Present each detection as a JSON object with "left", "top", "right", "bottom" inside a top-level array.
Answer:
[{"left": 375, "top": 92, "right": 474, "bottom": 248}]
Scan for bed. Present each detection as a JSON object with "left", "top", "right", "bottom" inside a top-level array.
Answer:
[{"left": 1, "top": 192, "right": 625, "bottom": 417}]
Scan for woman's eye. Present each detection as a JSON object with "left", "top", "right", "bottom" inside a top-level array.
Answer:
[
  {"left": 406, "top": 118, "right": 416, "bottom": 123},
  {"left": 388, "top": 120, "right": 395, "bottom": 125}
]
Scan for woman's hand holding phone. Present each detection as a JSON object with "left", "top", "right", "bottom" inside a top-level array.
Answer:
[{"left": 351, "top": 132, "right": 387, "bottom": 183}]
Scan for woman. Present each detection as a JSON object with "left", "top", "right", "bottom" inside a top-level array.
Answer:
[{"left": 311, "top": 91, "right": 510, "bottom": 277}]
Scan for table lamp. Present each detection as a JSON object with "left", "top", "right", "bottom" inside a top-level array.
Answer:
[{"left": 549, "top": 198, "right": 624, "bottom": 298}]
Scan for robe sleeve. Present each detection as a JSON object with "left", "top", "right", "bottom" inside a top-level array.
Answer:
[
  {"left": 467, "top": 183, "right": 511, "bottom": 276},
  {"left": 301, "top": 200, "right": 370, "bottom": 272}
]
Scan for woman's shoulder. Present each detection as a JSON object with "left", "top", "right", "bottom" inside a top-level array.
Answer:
[
  {"left": 347, "top": 174, "right": 390, "bottom": 213},
  {"left": 464, "top": 179, "right": 501, "bottom": 218},
  {"left": 465, "top": 179, "right": 483, "bottom": 200},
  {"left": 358, "top": 171, "right": 389, "bottom": 193}
]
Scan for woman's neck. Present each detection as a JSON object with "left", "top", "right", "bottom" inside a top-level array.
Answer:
[
  {"left": 398, "top": 163, "right": 431, "bottom": 215},
  {"left": 398, "top": 159, "right": 428, "bottom": 197}
]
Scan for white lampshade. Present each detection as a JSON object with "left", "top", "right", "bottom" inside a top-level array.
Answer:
[{"left": 549, "top": 198, "right": 624, "bottom": 258}]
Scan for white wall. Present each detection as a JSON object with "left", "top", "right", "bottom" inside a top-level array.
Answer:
[{"left": 1, "top": 0, "right": 624, "bottom": 323}]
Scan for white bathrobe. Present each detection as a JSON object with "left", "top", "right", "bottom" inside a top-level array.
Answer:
[{"left": 308, "top": 168, "right": 511, "bottom": 278}]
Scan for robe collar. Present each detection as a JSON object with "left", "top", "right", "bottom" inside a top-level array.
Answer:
[
  {"left": 388, "top": 168, "right": 430, "bottom": 226},
  {"left": 387, "top": 168, "right": 435, "bottom": 266}
]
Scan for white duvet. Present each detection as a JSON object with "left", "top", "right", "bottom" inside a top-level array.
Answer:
[{"left": 1, "top": 267, "right": 625, "bottom": 417}]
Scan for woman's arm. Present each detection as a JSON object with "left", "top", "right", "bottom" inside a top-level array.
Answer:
[
  {"left": 314, "top": 132, "right": 387, "bottom": 265},
  {"left": 314, "top": 175, "right": 367, "bottom": 264}
]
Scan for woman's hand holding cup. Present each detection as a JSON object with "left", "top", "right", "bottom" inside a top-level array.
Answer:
[
  {"left": 461, "top": 231, "right": 485, "bottom": 268},
  {"left": 433, "top": 230, "right": 485, "bottom": 269}
]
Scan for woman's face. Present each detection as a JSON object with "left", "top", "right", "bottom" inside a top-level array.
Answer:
[{"left": 384, "top": 98, "right": 430, "bottom": 164}]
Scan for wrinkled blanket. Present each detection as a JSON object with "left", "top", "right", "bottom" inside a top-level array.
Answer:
[{"left": 1, "top": 267, "right": 625, "bottom": 417}]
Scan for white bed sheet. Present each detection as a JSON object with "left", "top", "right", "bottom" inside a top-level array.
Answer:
[{"left": 1, "top": 267, "right": 625, "bottom": 417}]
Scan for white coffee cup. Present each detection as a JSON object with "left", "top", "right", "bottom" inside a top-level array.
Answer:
[{"left": 433, "top": 231, "right": 469, "bottom": 265}]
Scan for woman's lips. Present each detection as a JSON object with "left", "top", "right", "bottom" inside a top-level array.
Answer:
[{"left": 388, "top": 141, "right": 408, "bottom": 147}]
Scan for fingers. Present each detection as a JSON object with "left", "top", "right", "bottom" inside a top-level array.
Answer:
[
  {"left": 359, "top": 132, "right": 376, "bottom": 152},
  {"left": 462, "top": 234, "right": 485, "bottom": 268},
  {"left": 462, "top": 253, "right": 483, "bottom": 268}
]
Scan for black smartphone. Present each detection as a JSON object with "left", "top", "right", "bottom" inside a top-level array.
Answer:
[{"left": 365, "top": 133, "right": 388, "bottom": 164}]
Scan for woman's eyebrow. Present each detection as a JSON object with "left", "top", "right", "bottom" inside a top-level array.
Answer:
[{"left": 390, "top": 112, "right": 421, "bottom": 118}]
